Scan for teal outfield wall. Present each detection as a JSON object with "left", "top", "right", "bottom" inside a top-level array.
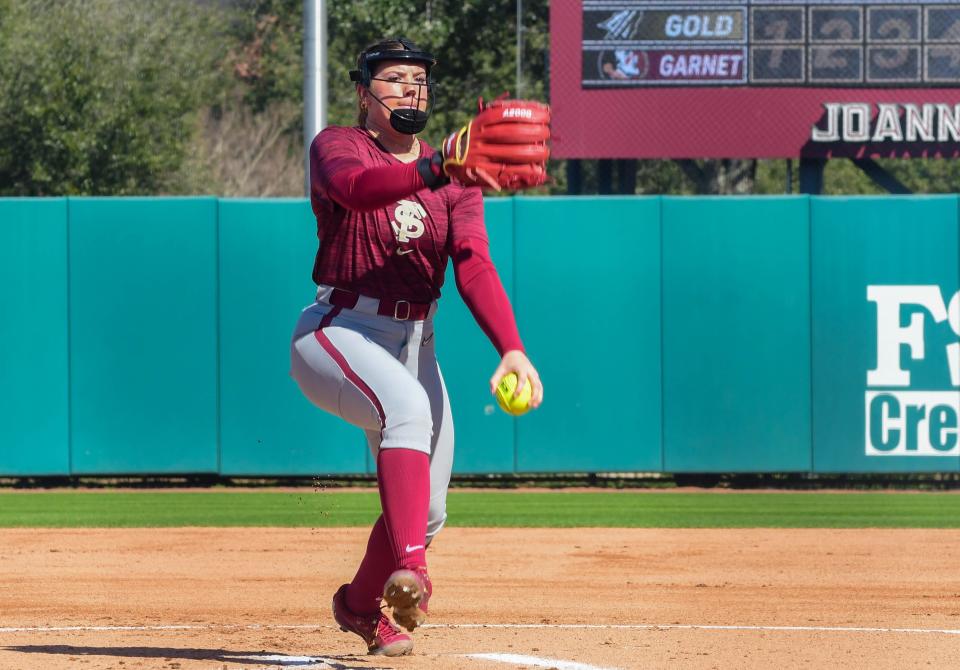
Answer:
[{"left": 1, "top": 196, "right": 958, "bottom": 476}]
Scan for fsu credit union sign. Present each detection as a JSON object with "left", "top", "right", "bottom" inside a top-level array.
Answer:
[{"left": 866, "top": 285, "right": 960, "bottom": 456}]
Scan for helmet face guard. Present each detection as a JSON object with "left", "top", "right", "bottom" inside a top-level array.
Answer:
[{"left": 350, "top": 38, "right": 437, "bottom": 135}]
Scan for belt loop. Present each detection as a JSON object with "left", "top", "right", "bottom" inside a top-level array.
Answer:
[
  {"left": 393, "top": 300, "right": 411, "bottom": 321},
  {"left": 329, "top": 288, "right": 359, "bottom": 310}
]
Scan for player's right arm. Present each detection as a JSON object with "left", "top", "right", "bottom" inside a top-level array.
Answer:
[
  {"left": 309, "top": 128, "right": 444, "bottom": 213},
  {"left": 448, "top": 186, "right": 543, "bottom": 408}
]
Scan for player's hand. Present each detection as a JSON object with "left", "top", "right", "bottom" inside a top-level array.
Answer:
[{"left": 489, "top": 349, "right": 543, "bottom": 409}]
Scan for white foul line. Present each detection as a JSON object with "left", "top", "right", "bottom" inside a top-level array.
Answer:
[
  {"left": 2, "top": 622, "right": 960, "bottom": 636},
  {"left": 217, "top": 654, "right": 347, "bottom": 669},
  {"left": 432, "top": 623, "right": 960, "bottom": 635},
  {"left": 467, "top": 652, "right": 619, "bottom": 670},
  {"left": 0, "top": 625, "right": 206, "bottom": 633},
  {"left": 0, "top": 624, "right": 317, "bottom": 633}
]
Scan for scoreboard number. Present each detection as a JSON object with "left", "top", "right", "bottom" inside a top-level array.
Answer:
[{"left": 750, "top": 7, "right": 805, "bottom": 82}]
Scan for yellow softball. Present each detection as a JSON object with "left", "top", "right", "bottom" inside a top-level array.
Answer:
[{"left": 495, "top": 372, "right": 532, "bottom": 416}]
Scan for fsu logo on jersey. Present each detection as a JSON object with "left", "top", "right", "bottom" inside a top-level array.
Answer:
[{"left": 391, "top": 199, "right": 426, "bottom": 254}]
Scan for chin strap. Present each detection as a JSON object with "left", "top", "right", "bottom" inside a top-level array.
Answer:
[{"left": 366, "top": 89, "right": 430, "bottom": 135}]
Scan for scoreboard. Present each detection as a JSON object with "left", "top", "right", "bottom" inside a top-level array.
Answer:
[
  {"left": 582, "top": 1, "right": 960, "bottom": 87},
  {"left": 550, "top": 1, "right": 960, "bottom": 158}
]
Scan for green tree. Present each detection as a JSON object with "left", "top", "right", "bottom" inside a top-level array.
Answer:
[
  {"left": 228, "top": 0, "right": 304, "bottom": 114},
  {"left": 0, "top": 0, "right": 228, "bottom": 195}
]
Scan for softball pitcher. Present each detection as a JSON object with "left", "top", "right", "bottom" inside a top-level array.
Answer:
[{"left": 289, "top": 38, "right": 550, "bottom": 656}]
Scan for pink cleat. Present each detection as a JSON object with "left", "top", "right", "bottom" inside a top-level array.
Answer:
[
  {"left": 331, "top": 584, "right": 413, "bottom": 656},
  {"left": 383, "top": 567, "right": 432, "bottom": 632}
]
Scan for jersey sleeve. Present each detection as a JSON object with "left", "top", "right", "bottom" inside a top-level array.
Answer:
[
  {"left": 449, "top": 187, "right": 525, "bottom": 356},
  {"left": 309, "top": 128, "right": 428, "bottom": 213}
]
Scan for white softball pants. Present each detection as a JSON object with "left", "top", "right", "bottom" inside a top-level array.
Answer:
[{"left": 289, "top": 289, "right": 454, "bottom": 541}]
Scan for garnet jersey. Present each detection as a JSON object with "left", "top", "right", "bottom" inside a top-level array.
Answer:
[
  {"left": 309, "top": 125, "right": 524, "bottom": 354},
  {"left": 309, "top": 126, "right": 486, "bottom": 304}
]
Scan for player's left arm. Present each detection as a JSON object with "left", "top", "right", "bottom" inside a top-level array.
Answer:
[
  {"left": 449, "top": 187, "right": 543, "bottom": 408},
  {"left": 310, "top": 131, "right": 439, "bottom": 213}
]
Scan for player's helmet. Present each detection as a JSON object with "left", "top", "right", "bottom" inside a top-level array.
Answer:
[{"left": 350, "top": 38, "right": 437, "bottom": 135}]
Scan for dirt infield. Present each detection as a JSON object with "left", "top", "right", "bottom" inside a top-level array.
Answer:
[{"left": 1, "top": 527, "right": 959, "bottom": 669}]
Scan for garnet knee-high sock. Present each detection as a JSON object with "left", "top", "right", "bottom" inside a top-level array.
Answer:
[
  {"left": 345, "top": 515, "right": 395, "bottom": 615},
  {"left": 376, "top": 448, "right": 430, "bottom": 571}
]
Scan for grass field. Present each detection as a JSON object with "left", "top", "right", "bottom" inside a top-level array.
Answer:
[{"left": 0, "top": 490, "right": 958, "bottom": 527}]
